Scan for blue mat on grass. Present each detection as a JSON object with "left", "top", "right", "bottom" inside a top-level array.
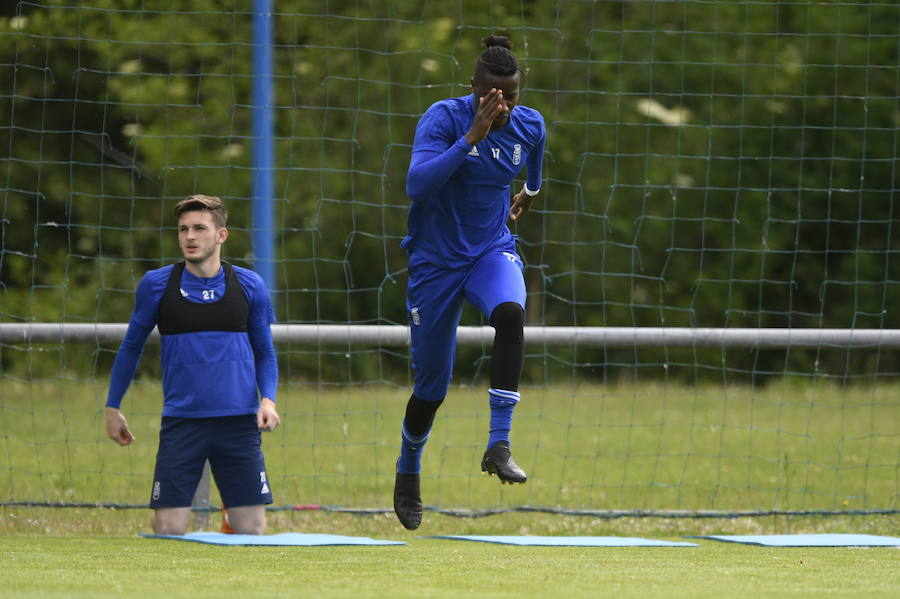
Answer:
[
  {"left": 694, "top": 534, "right": 900, "bottom": 547},
  {"left": 140, "top": 532, "right": 405, "bottom": 546},
  {"left": 429, "top": 535, "right": 697, "bottom": 547}
]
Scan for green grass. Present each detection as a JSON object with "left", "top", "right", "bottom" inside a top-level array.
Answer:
[
  {"left": 2, "top": 379, "right": 899, "bottom": 597},
  {"left": 2, "top": 379, "right": 898, "bottom": 513},
  {"left": 2, "top": 481, "right": 899, "bottom": 598},
  {"left": 2, "top": 525, "right": 899, "bottom": 599}
]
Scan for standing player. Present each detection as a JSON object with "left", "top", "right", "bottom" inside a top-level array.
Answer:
[
  {"left": 105, "top": 195, "right": 280, "bottom": 535},
  {"left": 393, "top": 35, "right": 546, "bottom": 530}
]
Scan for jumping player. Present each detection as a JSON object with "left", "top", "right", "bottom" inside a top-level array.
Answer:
[
  {"left": 393, "top": 35, "right": 546, "bottom": 530},
  {"left": 105, "top": 194, "right": 280, "bottom": 535}
]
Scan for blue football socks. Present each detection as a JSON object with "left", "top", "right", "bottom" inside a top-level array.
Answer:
[
  {"left": 488, "top": 388, "right": 520, "bottom": 449},
  {"left": 397, "top": 421, "right": 431, "bottom": 474}
]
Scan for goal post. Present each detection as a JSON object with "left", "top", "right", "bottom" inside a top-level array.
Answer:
[{"left": 4, "top": 323, "right": 900, "bottom": 349}]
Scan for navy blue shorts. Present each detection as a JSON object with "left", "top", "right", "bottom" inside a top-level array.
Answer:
[
  {"left": 150, "top": 415, "right": 273, "bottom": 509},
  {"left": 406, "top": 246, "right": 526, "bottom": 401}
]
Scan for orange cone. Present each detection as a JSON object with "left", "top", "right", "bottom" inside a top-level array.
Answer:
[{"left": 220, "top": 507, "right": 235, "bottom": 534}]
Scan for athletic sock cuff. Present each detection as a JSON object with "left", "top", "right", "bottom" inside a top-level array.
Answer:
[
  {"left": 489, "top": 388, "right": 521, "bottom": 406},
  {"left": 401, "top": 422, "right": 431, "bottom": 444}
]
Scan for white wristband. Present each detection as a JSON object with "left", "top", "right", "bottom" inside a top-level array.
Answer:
[{"left": 523, "top": 184, "right": 540, "bottom": 197}]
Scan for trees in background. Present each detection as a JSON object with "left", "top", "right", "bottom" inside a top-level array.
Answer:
[{"left": 2, "top": 1, "right": 898, "bottom": 381}]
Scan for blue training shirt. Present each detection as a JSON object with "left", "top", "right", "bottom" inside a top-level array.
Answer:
[
  {"left": 401, "top": 94, "right": 546, "bottom": 270},
  {"left": 106, "top": 264, "right": 278, "bottom": 418}
]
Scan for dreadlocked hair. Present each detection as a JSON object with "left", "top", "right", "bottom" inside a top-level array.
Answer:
[{"left": 474, "top": 35, "right": 518, "bottom": 80}]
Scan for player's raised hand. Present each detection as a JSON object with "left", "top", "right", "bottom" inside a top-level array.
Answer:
[
  {"left": 257, "top": 397, "right": 280, "bottom": 432},
  {"left": 106, "top": 407, "right": 136, "bottom": 446},
  {"left": 466, "top": 88, "right": 505, "bottom": 146}
]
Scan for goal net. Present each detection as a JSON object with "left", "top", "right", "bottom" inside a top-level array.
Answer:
[{"left": 2, "top": 0, "right": 898, "bottom": 517}]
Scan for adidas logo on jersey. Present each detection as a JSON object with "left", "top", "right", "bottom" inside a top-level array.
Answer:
[{"left": 469, "top": 145, "right": 503, "bottom": 159}]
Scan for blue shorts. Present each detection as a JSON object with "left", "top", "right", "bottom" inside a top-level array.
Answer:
[
  {"left": 150, "top": 415, "right": 273, "bottom": 509},
  {"left": 406, "top": 246, "right": 526, "bottom": 401}
]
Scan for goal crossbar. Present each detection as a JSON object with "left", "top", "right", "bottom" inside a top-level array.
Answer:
[{"left": 2, "top": 323, "right": 899, "bottom": 348}]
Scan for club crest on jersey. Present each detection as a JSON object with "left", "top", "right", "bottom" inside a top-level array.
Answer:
[{"left": 513, "top": 144, "right": 522, "bottom": 165}]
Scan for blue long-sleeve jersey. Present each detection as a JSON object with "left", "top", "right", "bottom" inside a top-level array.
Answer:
[
  {"left": 401, "top": 94, "right": 546, "bottom": 270},
  {"left": 106, "top": 263, "right": 278, "bottom": 418}
]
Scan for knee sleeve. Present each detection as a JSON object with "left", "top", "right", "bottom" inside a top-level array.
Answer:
[
  {"left": 403, "top": 394, "right": 444, "bottom": 437},
  {"left": 489, "top": 302, "right": 525, "bottom": 391},
  {"left": 490, "top": 302, "right": 524, "bottom": 341}
]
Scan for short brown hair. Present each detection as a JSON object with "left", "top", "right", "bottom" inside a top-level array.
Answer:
[{"left": 174, "top": 194, "right": 228, "bottom": 228}]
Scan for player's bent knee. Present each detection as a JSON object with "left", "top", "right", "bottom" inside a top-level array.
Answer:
[
  {"left": 231, "top": 513, "right": 265, "bottom": 535},
  {"left": 150, "top": 518, "right": 187, "bottom": 535},
  {"left": 152, "top": 522, "right": 188, "bottom": 535},
  {"left": 227, "top": 505, "right": 266, "bottom": 535},
  {"left": 151, "top": 509, "right": 190, "bottom": 535},
  {"left": 490, "top": 302, "right": 524, "bottom": 337}
]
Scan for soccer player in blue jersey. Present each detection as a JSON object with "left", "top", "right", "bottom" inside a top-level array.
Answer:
[
  {"left": 393, "top": 35, "right": 546, "bottom": 530},
  {"left": 105, "top": 195, "right": 280, "bottom": 535}
]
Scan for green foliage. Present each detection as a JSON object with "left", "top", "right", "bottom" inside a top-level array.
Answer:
[{"left": 2, "top": 1, "right": 900, "bottom": 381}]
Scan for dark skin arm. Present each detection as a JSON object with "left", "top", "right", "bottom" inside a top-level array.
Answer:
[{"left": 509, "top": 186, "right": 535, "bottom": 221}]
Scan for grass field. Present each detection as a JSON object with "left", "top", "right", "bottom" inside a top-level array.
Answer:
[
  {"left": 1, "top": 511, "right": 899, "bottom": 599},
  {"left": 2, "top": 379, "right": 897, "bottom": 512},
  {"left": 1, "top": 379, "right": 898, "bottom": 596}
]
